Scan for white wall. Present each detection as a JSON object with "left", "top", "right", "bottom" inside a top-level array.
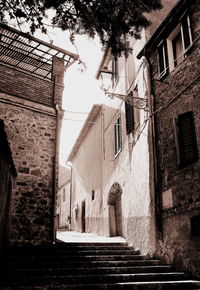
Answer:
[
  {"left": 100, "top": 31, "right": 156, "bottom": 255},
  {"left": 70, "top": 110, "right": 105, "bottom": 234}
]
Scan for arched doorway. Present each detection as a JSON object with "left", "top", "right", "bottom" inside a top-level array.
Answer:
[{"left": 108, "top": 183, "right": 122, "bottom": 237}]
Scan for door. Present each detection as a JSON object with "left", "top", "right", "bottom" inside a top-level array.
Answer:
[{"left": 81, "top": 200, "right": 85, "bottom": 233}]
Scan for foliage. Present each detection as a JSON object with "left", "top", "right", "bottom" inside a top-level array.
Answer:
[{"left": 0, "top": 0, "right": 162, "bottom": 55}]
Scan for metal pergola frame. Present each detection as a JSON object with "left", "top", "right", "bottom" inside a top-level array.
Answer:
[{"left": 0, "top": 23, "right": 79, "bottom": 80}]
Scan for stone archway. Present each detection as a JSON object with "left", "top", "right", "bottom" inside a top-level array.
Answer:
[{"left": 108, "top": 183, "right": 122, "bottom": 237}]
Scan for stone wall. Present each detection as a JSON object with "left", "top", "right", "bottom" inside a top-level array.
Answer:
[
  {"left": 149, "top": 1, "right": 200, "bottom": 275},
  {"left": 0, "top": 94, "right": 56, "bottom": 244}
]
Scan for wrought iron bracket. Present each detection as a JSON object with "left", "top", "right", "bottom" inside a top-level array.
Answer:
[{"left": 105, "top": 91, "right": 148, "bottom": 111}]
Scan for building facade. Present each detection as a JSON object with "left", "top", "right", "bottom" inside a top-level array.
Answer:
[
  {"left": 68, "top": 105, "right": 104, "bottom": 234},
  {"left": 67, "top": 0, "right": 180, "bottom": 256},
  {"left": 0, "top": 24, "right": 78, "bottom": 245},
  {"left": 138, "top": 0, "right": 200, "bottom": 276},
  {"left": 57, "top": 165, "right": 71, "bottom": 230}
]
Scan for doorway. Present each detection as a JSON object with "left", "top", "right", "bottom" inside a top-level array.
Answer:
[{"left": 108, "top": 183, "right": 122, "bottom": 237}]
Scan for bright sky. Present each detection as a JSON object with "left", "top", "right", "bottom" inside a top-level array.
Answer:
[
  {"left": 60, "top": 34, "right": 105, "bottom": 165},
  {"left": 42, "top": 28, "right": 105, "bottom": 165}
]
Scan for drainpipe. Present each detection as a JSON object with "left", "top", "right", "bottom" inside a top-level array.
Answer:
[
  {"left": 52, "top": 56, "right": 65, "bottom": 243},
  {"left": 53, "top": 102, "right": 64, "bottom": 243},
  {"left": 144, "top": 55, "right": 162, "bottom": 251}
]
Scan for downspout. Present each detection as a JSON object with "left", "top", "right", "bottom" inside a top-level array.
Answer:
[
  {"left": 51, "top": 56, "right": 65, "bottom": 244},
  {"left": 144, "top": 55, "right": 162, "bottom": 250},
  {"left": 53, "top": 102, "right": 64, "bottom": 243}
]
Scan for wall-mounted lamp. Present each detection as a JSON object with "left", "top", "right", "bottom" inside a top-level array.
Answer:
[
  {"left": 99, "top": 70, "right": 148, "bottom": 111},
  {"left": 99, "top": 69, "right": 114, "bottom": 92}
]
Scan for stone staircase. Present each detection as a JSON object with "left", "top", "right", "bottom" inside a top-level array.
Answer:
[{"left": 1, "top": 241, "right": 200, "bottom": 289}]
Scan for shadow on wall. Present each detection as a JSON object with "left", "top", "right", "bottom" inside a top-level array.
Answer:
[{"left": 0, "top": 120, "right": 17, "bottom": 252}]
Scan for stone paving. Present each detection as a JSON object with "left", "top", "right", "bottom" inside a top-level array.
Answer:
[{"left": 56, "top": 230, "right": 126, "bottom": 243}]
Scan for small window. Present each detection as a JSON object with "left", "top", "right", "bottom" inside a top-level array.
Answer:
[
  {"left": 114, "top": 115, "right": 122, "bottom": 156},
  {"left": 173, "top": 111, "right": 198, "bottom": 168},
  {"left": 157, "top": 40, "right": 168, "bottom": 78},
  {"left": 63, "top": 188, "right": 66, "bottom": 202},
  {"left": 125, "top": 100, "right": 134, "bottom": 135}
]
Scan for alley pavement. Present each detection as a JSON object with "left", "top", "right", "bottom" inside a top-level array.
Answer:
[{"left": 56, "top": 230, "right": 127, "bottom": 243}]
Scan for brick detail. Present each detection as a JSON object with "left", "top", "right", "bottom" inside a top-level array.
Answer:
[{"left": 0, "top": 64, "right": 54, "bottom": 107}]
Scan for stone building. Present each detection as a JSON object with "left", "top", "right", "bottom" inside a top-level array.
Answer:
[
  {"left": 0, "top": 23, "right": 78, "bottom": 245},
  {"left": 138, "top": 0, "right": 200, "bottom": 276}
]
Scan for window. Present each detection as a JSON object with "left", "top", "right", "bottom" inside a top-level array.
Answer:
[
  {"left": 157, "top": 40, "right": 168, "bottom": 78},
  {"left": 114, "top": 115, "right": 122, "bottom": 156},
  {"left": 125, "top": 101, "right": 134, "bottom": 134},
  {"left": 172, "top": 30, "right": 184, "bottom": 67},
  {"left": 158, "top": 13, "right": 193, "bottom": 78},
  {"left": 173, "top": 111, "right": 198, "bottom": 168},
  {"left": 63, "top": 188, "right": 66, "bottom": 202}
]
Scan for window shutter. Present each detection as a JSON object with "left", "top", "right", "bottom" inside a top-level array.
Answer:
[
  {"left": 175, "top": 111, "right": 198, "bottom": 168},
  {"left": 125, "top": 101, "right": 134, "bottom": 134},
  {"left": 181, "top": 15, "right": 192, "bottom": 51}
]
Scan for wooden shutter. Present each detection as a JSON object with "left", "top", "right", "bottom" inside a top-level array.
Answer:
[
  {"left": 174, "top": 111, "right": 198, "bottom": 168},
  {"left": 125, "top": 101, "right": 134, "bottom": 134}
]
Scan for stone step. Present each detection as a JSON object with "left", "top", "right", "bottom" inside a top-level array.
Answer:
[
  {"left": 6, "top": 249, "right": 140, "bottom": 257},
  {"left": 1, "top": 272, "right": 190, "bottom": 286},
  {"left": 1, "top": 281, "right": 200, "bottom": 290},
  {"left": 8, "top": 244, "right": 132, "bottom": 252},
  {"left": 4, "top": 259, "right": 168, "bottom": 268},
  {"left": 47, "top": 281, "right": 200, "bottom": 290},
  {"left": 6, "top": 254, "right": 149, "bottom": 261},
  {"left": 3, "top": 265, "right": 174, "bottom": 276}
]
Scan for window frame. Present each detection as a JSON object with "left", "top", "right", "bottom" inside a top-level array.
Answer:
[
  {"left": 157, "top": 40, "right": 169, "bottom": 79},
  {"left": 114, "top": 115, "right": 122, "bottom": 157},
  {"left": 158, "top": 13, "right": 193, "bottom": 77}
]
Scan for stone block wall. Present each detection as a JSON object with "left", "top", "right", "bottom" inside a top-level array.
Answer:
[
  {"left": 149, "top": 1, "right": 200, "bottom": 275},
  {"left": 0, "top": 53, "right": 65, "bottom": 245},
  {"left": 0, "top": 97, "right": 56, "bottom": 244}
]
